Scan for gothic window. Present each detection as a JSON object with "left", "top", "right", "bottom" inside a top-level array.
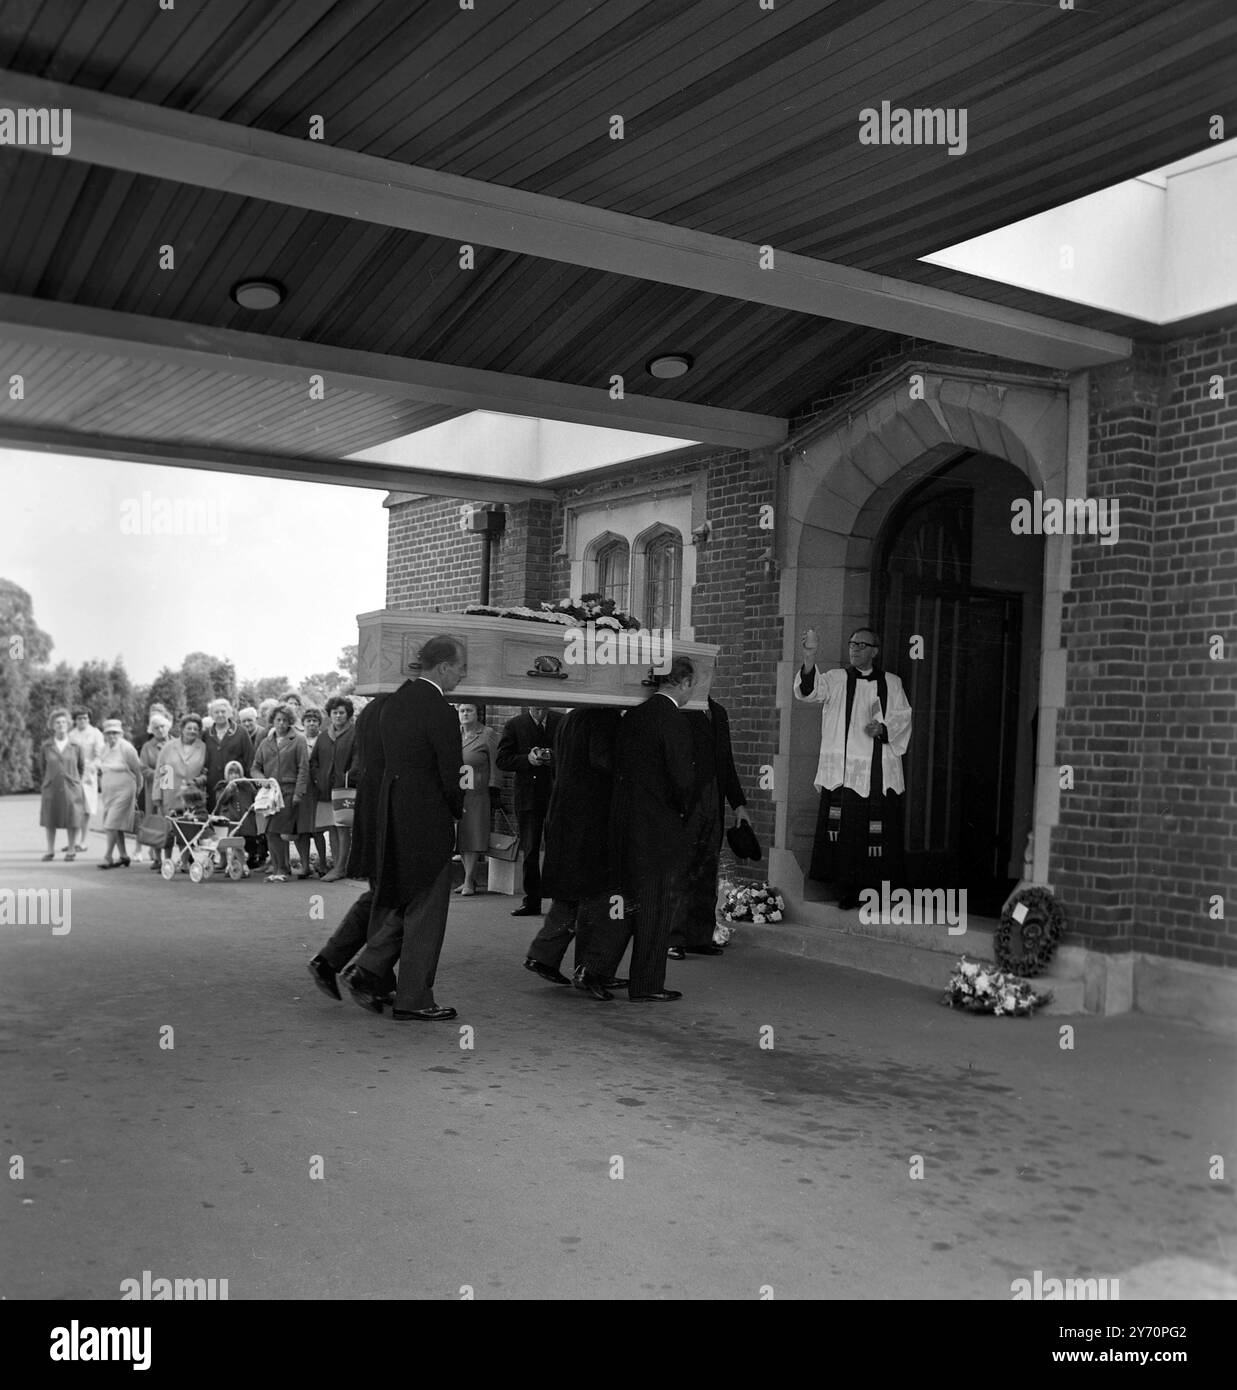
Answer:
[
  {"left": 642, "top": 529, "right": 682, "bottom": 631},
  {"left": 593, "top": 537, "right": 630, "bottom": 610}
]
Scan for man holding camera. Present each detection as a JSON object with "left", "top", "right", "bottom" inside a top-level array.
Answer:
[{"left": 497, "top": 705, "right": 563, "bottom": 917}]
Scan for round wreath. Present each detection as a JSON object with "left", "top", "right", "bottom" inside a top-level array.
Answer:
[{"left": 995, "top": 886, "right": 1066, "bottom": 977}]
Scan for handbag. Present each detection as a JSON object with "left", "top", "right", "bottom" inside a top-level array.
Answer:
[
  {"left": 137, "top": 812, "right": 170, "bottom": 848},
  {"left": 487, "top": 808, "right": 521, "bottom": 862},
  {"left": 331, "top": 773, "right": 357, "bottom": 827},
  {"left": 313, "top": 800, "right": 336, "bottom": 831}
]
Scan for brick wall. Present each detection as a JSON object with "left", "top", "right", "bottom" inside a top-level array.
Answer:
[
  {"left": 1137, "top": 326, "right": 1237, "bottom": 968},
  {"left": 1051, "top": 329, "right": 1237, "bottom": 968}
]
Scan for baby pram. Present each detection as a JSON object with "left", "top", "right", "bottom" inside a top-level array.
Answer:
[{"left": 162, "top": 780, "right": 263, "bottom": 883}]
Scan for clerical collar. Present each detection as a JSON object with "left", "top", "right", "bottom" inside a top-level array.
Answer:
[{"left": 852, "top": 665, "right": 877, "bottom": 680}]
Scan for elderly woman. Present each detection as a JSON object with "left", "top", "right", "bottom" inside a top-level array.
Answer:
[
  {"left": 97, "top": 719, "right": 143, "bottom": 868},
  {"left": 40, "top": 707, "right": 87, "bottom": 861},
  {"left": 310, "top": 696, "right": 358, "bottom": 882},
  {"left": 251, "top": 703, "right": 308, "bottom": 883},
  {"left": 204, "top": 698, "right": 253, "bottom": 806},
  {"left": 139, "top": 712, "right": 173, "bottom": 868},
  {"left": 153, "top": 714, "right": 208, "bottom": 871},
  {"left": 455, "top": 702, "right": 502, "bottom": 895},
  {"left": 68, "top": 708, "right": 106, "bottom": 852},
  {"left": 292, "top": 706, "right": 330, "bottom": 879}
]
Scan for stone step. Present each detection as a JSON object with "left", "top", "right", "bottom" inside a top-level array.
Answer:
[{"left": 728, "top": 904, "right": 1086, "bottom": 1013}]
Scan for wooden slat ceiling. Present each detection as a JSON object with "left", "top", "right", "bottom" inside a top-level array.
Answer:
[
  {"left": 0, "top": 338, "right": 460, "bottom": 456},
  {"left": 0, "top": 0, "right": 1232, "bottom": 453}
]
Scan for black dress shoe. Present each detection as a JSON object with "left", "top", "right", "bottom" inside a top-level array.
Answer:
[
  {"left": 666, "top": 945, "right": 686, "bottom": 960},
  {"left": 684, "top": 944, "right": 725, "bottom": 955},
  {"left": 511, "top": 906, "right": 543, "bottom": 917},
  {"left": 392, "top": 1005, "right": 458, "bottom": 1022},
  {"left": 524, "top": 958, "right": 570, "bottom": 985},
  {"left": 307, "top": 956, "right": 341, "bottom": 1001},
  {"left": 629, "top": 990, "right": 683, "bottom": 1002},
  {"left": 341, "top": 966, "right": 385, "bottom": 1013},
  {"left": 573, "top": 970, "right": 613, "bottom": 1001}
]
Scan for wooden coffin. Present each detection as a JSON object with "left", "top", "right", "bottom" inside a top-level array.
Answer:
[{"left": 356, "top": 609, "right": 719, "bottom": 709}]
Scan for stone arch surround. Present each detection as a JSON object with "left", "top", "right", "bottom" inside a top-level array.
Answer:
[{"left": 768, "top": 365, "right": 1078, "bottom": 908}]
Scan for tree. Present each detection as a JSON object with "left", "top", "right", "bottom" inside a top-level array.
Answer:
[
  {"left": 181, "top": 651, "right": 237, "bottom": 706},
  {"left": 77, "top": 659, "right": 116, "bottom": 727},
  {"left": 109, "top": 658, "right": 135, "bottom": 732},
  {"left": 0, "top": 579, "right": 53, "bottom": 793},
  {"left": 339, "top": 644, "right": 358, "bottom": 681},
  {"left": 146, "top": 667, "right": 186, "bottom": 723},
  {"left": 250, "top": 675, "right": 291, "bottom": 702}
]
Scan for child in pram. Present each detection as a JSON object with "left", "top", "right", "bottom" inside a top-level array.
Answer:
[{"left": 214, "top": 761, "right": 264, "bottom": 871}]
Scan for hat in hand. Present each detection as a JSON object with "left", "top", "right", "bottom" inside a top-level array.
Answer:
[{"left": 726, "top": 820, "right": 762, "bottom": 862}]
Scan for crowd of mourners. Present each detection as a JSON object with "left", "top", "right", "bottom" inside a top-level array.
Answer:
[{"left": 36, "top": 695, "right": 364, "bottom": 882}]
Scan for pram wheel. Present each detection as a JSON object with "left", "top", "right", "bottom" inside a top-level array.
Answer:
[
  {"left": 160, "top": 860, "right": 175, "bottom": 880},
  {"left": 201, "top": 859, "right": 215, "bottom": 880},
  {"left": 228, "top": 860, "right": 244, "bottom": 881},
  {"left": 189, "top": 863, "right": 203, "bottom": 883}
]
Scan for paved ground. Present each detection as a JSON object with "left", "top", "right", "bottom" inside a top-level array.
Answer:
[{"left": 2, "top": 794, "right": 1235, "bottom": 1301}]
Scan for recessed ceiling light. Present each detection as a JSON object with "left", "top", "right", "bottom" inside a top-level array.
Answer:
[
  {"left": 231, "top": 279, "right": 284, "bottom": 310},
  {"left": 647, "top": 353, "right": 693, "bottom": 379}
]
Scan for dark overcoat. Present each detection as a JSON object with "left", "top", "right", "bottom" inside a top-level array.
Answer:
[
  {"left": 685, "top": 697, "right": 747, "bottom": 845},
  {"left": 39, "top": 739, "right": 86, "bottom": 830},
  {"left": 540, "top": 707, "right": 622, "bottom": 901},
  {"left": 203, "top": 723, "right": 254, "bottom": 801},
  {"left": 372, "top": 679, "right": 464, "bottom": 908},
  {"left": 496, "top": 710, "right": 563, "bottom": 817},
  {"left": 608, "top": 693, "right": 695, "bottom": 891},
  {"left": 308, "top": 721, "right": 357, "bottom": 800},
  {"left": 345, "top": 694, "right": 388, "bottom": 881}
]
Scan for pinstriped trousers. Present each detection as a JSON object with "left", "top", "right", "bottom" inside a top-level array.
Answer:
[{"left": 586, "top": 870, "right": 684, "bottom": 997}]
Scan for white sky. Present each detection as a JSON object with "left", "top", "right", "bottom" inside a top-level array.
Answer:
[{"left": 0, "top": 450, "right": 390, "bottom": 687}]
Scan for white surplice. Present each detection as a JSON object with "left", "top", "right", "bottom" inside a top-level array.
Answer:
[{"left": 793, "top": 665, "right": 912, "bottom": 795}]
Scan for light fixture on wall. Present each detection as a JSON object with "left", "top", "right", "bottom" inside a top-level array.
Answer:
[
  {"left": 646, "top": 353, "right": 693, "bottom": 379},
  {"left": 691, "top": 520, "right": 711, "bottom": 545},
  {"left": 230, "top": 279, "right": 285, "bottom": 310}
]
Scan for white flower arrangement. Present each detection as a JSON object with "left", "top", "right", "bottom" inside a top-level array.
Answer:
[
  {"left": 721, "top": 880, "right": 785, "bottom": 924},
  {"left": 464, "top": 593, "right": 643, "bottom": 630},
  {"left": 943, "top": 955, "right": 1052, "bottom": 1017}
]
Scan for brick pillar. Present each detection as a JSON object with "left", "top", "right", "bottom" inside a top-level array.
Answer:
[
  {"left": 1052, "top": 349, "right": 1161, "bottom": 952},
  {"left": 495, "top": 499, "right": 556, "bottom": 608}
]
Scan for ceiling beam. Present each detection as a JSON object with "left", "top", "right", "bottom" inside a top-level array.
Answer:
[
  {"left": 0, "top": 293, "right": 783, "bottom": 449},
  {"left": 0, "top": 422, "right": 558, "bottom": 502},
  {"left": 0, "top": 69, "right": 1131, "bottom": 371}
]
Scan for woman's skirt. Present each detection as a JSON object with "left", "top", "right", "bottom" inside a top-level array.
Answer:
[
  {"left": 262, "top": 784, "right": 299, "bottom": 836},
  {"left": 99, "top": 769, "right": 139, "bottom": 831},
  {"left": 40, "top": 778, "right": 85, "bottom": 830},
  {"left": 80, "top": 772, "right": 100, "bottom": 818},
  {"left": 456, "top": 787, "right": 490, "bottom": 853}
]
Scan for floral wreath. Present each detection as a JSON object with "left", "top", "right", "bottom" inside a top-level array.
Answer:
[{"left": 994, "top": 886, "right": 1066, "bottom": 977}]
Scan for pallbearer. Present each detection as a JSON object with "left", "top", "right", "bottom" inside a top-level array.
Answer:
[
  {"left": 582, "top": 658, "right": 697, "bottom": 1001},
  {"left": 796, "top": 626, "right": 912, "bottom": 909}
]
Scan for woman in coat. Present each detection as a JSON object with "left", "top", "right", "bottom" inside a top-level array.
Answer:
[
  {"left": 68, "top": 708, "right": 106, "bottom": 852},
  {"left": 153, "top": 714, "right": 209, "bottom": 871},
  {"left": 293, "top": 707, "right": 329, "bottom": 879},
  {"left": 139, "top": 713, "right": 172, "bottom": 868},
  {"left": 250, "top": 703, "right": 309, "bottom": 883},
  {"left": 97, "top": 719, "right": 143, "bottom": 868},
  {"left": 311, "top": 696, "right": 358, "bottom": 882},
  {"left": 40, "top": 707, "right": 86, "bottom": 861},
  {"left": 455, "top": 702, "right": 501, "bottom": 895}
]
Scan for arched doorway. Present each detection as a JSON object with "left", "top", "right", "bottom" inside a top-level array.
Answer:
[{"left": 873, "top": 452, "right": 1044, "bottom": 916}]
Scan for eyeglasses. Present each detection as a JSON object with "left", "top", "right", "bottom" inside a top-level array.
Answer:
[{"left": 848, "top": 641, "right": 876, "bottom": 649}]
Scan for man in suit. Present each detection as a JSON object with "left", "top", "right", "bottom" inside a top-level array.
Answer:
[
  {"left": 305, "top": 690, "right": 392, "bottom": 1005},
  {"left": 523, "top": 706, "right": 627, "bottom": 992},
  {"left": 577, "top": 657, "right": 697, "bottom": 1002},
  {"left": 669, "top": 695, "right": 752, "bottom": 960},
  {"left": 496, "top": 704, "right": 563, "bottom": 917},
  {"left": 339, "top": 637, "right": 467, "bottom": 1022}
]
